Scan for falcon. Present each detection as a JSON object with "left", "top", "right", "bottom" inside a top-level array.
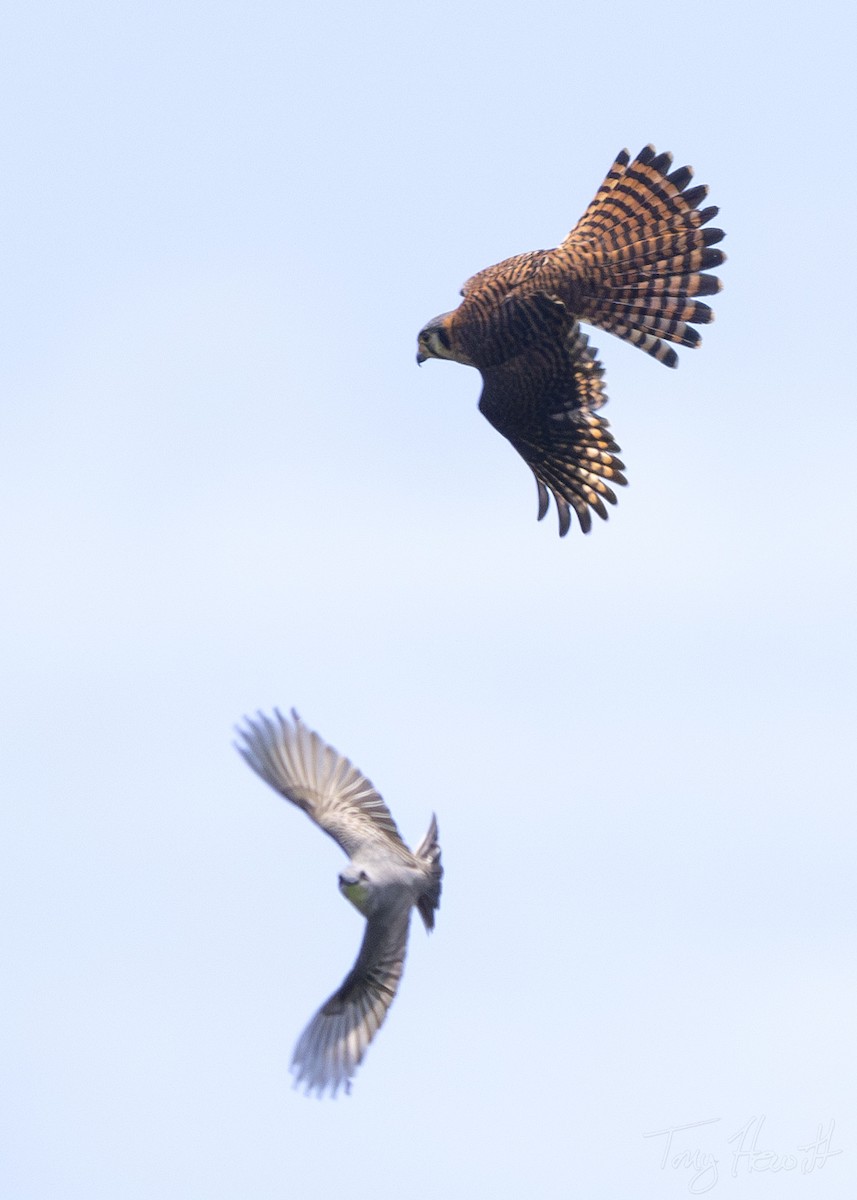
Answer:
[
  {"left": 235, "top": 708, "right": 442, "bottom": 1097},
  {"left": 417, "top": 144, "right": 726, "bottom": 535}
]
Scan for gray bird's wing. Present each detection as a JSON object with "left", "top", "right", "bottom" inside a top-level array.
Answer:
[
  {"left": 292, "top": 906, "right": 411, "bottom": 1097},
  {"left": 478, "top": 297, "right": 627, "bottom": 536},
  {"left": 235, "top": 708, "right": 410, "bottom": 859}
]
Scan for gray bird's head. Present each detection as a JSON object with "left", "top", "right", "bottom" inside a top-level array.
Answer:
[
  {"left": 338, "top": 867, "right": 374, "bottom": 917},
  {"left": 416, "top": 312, "right": 463, "bottom": 365}
]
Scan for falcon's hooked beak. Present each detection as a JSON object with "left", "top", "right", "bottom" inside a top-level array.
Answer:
[
  {"left": 416, "top": 326, "right": 434, "bottom": 365},
  {"left": 416, "top": 314, "right": 457, "bottom": 367}
]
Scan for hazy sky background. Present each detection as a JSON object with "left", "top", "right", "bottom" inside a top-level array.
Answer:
[{"left": 2, "top": 2, "right": 855, "bottom": 1197}]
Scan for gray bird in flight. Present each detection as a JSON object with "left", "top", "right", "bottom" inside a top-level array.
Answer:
[{"left": 235, "top": 708, "right": 443, "bottom": 1097}]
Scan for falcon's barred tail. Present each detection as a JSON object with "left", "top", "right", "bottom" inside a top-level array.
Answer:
[
  {"left": 414, "top": 814, "right": 442, "bottom": 932},
  {"left": 561, "top": 145, "right": 725, "bottom": 367}
]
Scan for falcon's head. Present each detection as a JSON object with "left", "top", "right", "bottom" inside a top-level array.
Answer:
[{"left": 417, "top": 312, "right": 467, "bottom": 365}]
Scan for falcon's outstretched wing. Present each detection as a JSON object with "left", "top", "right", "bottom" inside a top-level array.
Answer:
[
  {"left": 292, "top": 907, "right": 411, "bottom": 1097},
  {"left": 235, "top": 709, "right": 410, "bottom": 859},
  {"left": 478, "top": 296, "right": 626, "bottom": 535}
]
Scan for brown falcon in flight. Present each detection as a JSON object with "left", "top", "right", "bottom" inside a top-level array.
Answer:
[{"left": 417, "top": 145, "right": 725, "bottom": 535}]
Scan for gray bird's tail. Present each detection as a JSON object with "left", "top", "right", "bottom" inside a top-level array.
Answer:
[
  {"left": 415, "top": 814, "right": 442, "bottom": 932},
  {"left": 560, "top": 144, "right": 725, "bottom": 367}
]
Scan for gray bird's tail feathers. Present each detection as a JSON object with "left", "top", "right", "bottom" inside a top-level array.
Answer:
[
  {"left": 562, "top": 144, "right": 726, "bottom": 368},
  {"left": 415, "top": 814, "right": 442, "bottom": 932}
]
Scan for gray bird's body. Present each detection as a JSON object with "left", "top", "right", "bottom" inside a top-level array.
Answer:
[{"left": 235, "top": 708, "right": 442, "bottom": 1097}]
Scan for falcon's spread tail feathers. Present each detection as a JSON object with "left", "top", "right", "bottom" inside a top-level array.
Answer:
[
  {"left": 414, "top": 814, "right": 442, "bottom": 931},
  {"left": 561, "top": 145, "right": 725, "bottom": 368}
]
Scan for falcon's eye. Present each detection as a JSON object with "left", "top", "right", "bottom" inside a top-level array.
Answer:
[{"left": 359, "top": 870, "right": 369, "bottom": 882}]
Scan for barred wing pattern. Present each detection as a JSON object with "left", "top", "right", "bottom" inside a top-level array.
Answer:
[
  {"left": 460, "top": 248, "right": 547, "bottom": 301},
  {"left": 479, "top": 304, "right": 626, "bottom": 535},
  {"left": 291, "top": 908, "right": 411, "bottom": 1097}
]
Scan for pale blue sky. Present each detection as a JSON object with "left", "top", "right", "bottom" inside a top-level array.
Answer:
[{"left": 2, "top": 2, "right": 856, "bottom": 1197}]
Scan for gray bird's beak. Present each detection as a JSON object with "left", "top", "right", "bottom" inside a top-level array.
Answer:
[{"left": 416, "top": 351, "right": 427, "bottom": 366}]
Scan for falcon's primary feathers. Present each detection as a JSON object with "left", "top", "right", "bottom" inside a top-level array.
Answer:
[
  {"left": 235, "top": 708, "right": 442, "bottom": 1097},
  {"left": 417, "top": 144, "right": 726, "bottom": 535}
]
